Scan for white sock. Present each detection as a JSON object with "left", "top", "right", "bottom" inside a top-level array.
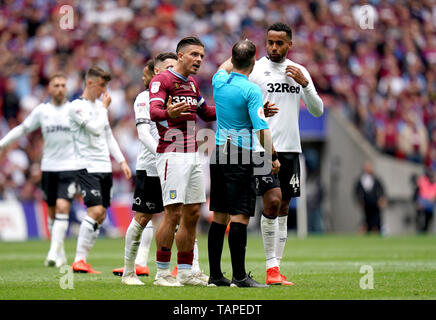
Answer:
[
  {"left": 192, "top": 238, "right": 200, "bottom": 273},
  {"left": 124, "top": 219, "right": 144, "bottom": 275},
  {"left": 47, "top": 217, "right": 54, "bottom": 235},
  {"left": 74, "top": 216, "right": 100, "bottom": 262},
  {"left": 135, "top": 220, "right": 153, "bottom": 267},
  {"left": 261, "top": 214, "right": 279, "bottom": 270},
  {"left": 47, "top": 213, "right": 69, "bottom": 260},
  {"left": 276, "top": 215, "right": 288, "bottom": 269}
]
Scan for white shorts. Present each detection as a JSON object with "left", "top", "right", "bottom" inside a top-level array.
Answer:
[{"left": 156, "top": 152, "right": 206, "bottom": 206}]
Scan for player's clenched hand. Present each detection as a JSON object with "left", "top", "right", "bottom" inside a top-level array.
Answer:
[
  {"left": 264, "top": 101, "right": 278, "bottom": 117},
  {"left": 272, "top": 159, "right": 281, "bottom": 175},
  {"left": 166, "top": 95, "right": 191, "bottom": 118},
  {"left": 120, "top": 161, "right": 132, "bottom": 180},
  {"left": 285, "top": 65, "right": 309, "bottom": 87},
  {"left": 102, "top": 92, "right": 112, "bottom": 109}
]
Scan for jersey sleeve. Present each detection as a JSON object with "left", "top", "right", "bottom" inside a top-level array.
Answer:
[
  {"left": 300, "top": 66, "right": 324, "bottom": 118},
  {"left": 212, "top": 69, "right": 228, "bottom": 89},
  {"left": 134, "top": 92, "right": 152, "bottom": 126},
  {"left": 149, "top": 74, "right": 170, "bottom": 122},
  {"left": 21, "top": 104, "right": 42, "bottom": 133},
  {"left": 104, "top": 113, "right": 125, "bottom": 163},
  {"left": 247, "top": 85, "right": 269, "bottom": 131},
  {"left": 192, "top": 78, "right": 216, "bottom": 122}
]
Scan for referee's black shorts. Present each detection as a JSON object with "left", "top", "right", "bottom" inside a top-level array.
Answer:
[{"left": 209, "top": 145, "right": 256, "bottom": 216}]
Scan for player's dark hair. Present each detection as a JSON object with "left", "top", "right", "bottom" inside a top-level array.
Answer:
[
  {"left": 231, "top": 39, "right": 256, "bottom": 70},
  {"left": 144, "top": 59, "right": 155, "bottom": 75},
  {"left": 85, "top": 65, "right": 112, "bottom": 82},
  {"left": 155, "top": 52, "right": 178, "bottom": 63},
  {"left": 176, "top": 36, "right": 204, "bottom": 53},
  {"left": 267, "top": 22, "right": 292, "bottom": 40}
]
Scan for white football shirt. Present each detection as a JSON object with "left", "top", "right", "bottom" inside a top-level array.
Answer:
[
  {"left": 133, "top": 90, "right": 159, "bottom": 176},
  {"left": 68, "top": 98, "right": 125, "bottom": 173},
  {"left": 20, "top": 102, "right": 77, "bottom": 171},
  {"left": 249, "top": 56, "right": 323, "bottom": 153}
]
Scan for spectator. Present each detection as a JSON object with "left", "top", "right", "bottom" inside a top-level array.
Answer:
[
  {"left": 415, "top": 168, "right": 436, "bottom": 233},
  {"left": 354, "top": 161, "right": 387, "bottom": 234}
]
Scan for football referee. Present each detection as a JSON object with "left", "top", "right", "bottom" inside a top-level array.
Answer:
[{"left": 207, "top": 39, "right": 280, "bottom": 288}]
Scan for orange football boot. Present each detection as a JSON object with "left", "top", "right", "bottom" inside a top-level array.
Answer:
[{"left": 72, "top": 260, "right": 101, "bottom": 274}]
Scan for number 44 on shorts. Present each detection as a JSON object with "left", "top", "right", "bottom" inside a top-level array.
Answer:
[{"left": 289, "top": 174, "right": 300, "bottom": 190}]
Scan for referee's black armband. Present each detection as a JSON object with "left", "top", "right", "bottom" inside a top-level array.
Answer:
[{"left": 136, "top": 118, "right": 151, "bottom": 126}]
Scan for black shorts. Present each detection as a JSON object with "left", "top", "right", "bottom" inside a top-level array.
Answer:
[
  {"left": 77, "top": 169, "right": 113, "bottom": 208},
  {"left": 41, "top": 171, "right": 78, "bottom": 206},
  {"left": 254, "top": 152, "right": 301, "bottom": 200},
  {"left": 209, "top": 146, "right": 256, "bottom": 216},
  {"left": 132, "top": 170, "right": 164, "bottom": 214}
]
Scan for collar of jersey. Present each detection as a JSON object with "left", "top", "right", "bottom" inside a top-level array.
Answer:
[
  {"left": 168, "top": 67, "right": 188, "bottom": 82},
  {"left": 230, "top": 71, "right": 248, "bottom": 80}
]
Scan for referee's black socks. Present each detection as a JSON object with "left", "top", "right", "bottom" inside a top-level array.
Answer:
[
  {"left": 208, "top": 221, "right": 227, "bottom": 279},
  {"left": 228, "top": 222, "right": 247, "bottom": 281}
]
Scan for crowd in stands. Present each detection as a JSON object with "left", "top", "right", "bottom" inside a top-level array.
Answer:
[{"left": 0, "top": 0, "right": 435, "bottom": 207}]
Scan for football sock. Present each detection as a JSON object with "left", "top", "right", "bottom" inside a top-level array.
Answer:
[
  {"left": 208, "top": 221, "right": 227, "bottom": 279},
  {"left": 47, "top": 213, "right": 69, "bottom": 261},
  {"left": 177, "top": 250, "right": 194, "bottom": 275},
  {"left": 156, "top": 247, "right": 171, "bottom": 275},
  {"left": 192, "top": 238, "right": 200, "bottom": 273},
  {"left": 74, "top": 215, "right": 100, "bottom": 262},
  {"left": 276, "top": 215, "right": 288, "bottom": 268},
  {"left": 135, "top": 220, "right": 153, "bottom": 267},
  {"left": 228, "top": 222, "right": 247, "bottom": 281},
  {"left": 124, "top": 219, "right": 144, "bottom": 275},
  {"left": 261, "top": 212, "right": 279, "bottom": 270},
  {"left": 47, "top": 217, "right": 54, "bottom": 235}
]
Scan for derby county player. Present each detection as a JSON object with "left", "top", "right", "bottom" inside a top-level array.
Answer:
[
  {"left": 249, "top": 22, "right": 323, "bottom": 285},
  {"left": 69, "top": 66, "right": 132, "bottom": 274},
  {"left": 0, "top": 73, "right": 76, "bottom": 268}
]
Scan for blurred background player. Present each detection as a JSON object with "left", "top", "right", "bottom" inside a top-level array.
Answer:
[
  {"left": 249, "top": 22, "right": 324, "bottom": 285},
  {"left": 0, "top": 73, "right": 76, "bottom": 268},
  {"left": 149, "top": 37, "right": 216, "bottom": 286},
  {"left": 69, "top": 66, "right": 132, "bottom": 274},
  {"left": 208, "top": 40, "right": 277, "bottom": 287}
]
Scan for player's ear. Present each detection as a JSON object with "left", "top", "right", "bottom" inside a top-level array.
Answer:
[
  {"left": 177, "top": 51, "right": 183, "bottom": 61},
  {"left": 288, "top": 40, "right": 293, "bottom": 49}
]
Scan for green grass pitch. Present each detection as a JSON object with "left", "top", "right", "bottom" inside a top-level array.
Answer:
[{"left": 0, "top": 234, "right": 435, "bottom": 300}]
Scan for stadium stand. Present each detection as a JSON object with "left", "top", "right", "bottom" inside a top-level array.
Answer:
[{"left": 0, "top": 0, "right": 435, "bottom": 233}]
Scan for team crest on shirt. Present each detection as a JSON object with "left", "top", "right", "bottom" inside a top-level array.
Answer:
[
  {"left": 174, "top": 83, "right": 180, "bottom": 88},
  {"left": 190, "top": 82, "right": 196, "bottom": 93},
  {"left": 151, "top": 81, "right": 161, "bottom": 93},
  {"left": 169, "top": 190, "right": 177, "bottom": 200}
]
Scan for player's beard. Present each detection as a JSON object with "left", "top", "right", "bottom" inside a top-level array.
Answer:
[
  {"left": 268, "top": 52, "right": 283, "bottom": 63},
  {"left": 53, "top": 94, "right": 65, "bottom": 106}
]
